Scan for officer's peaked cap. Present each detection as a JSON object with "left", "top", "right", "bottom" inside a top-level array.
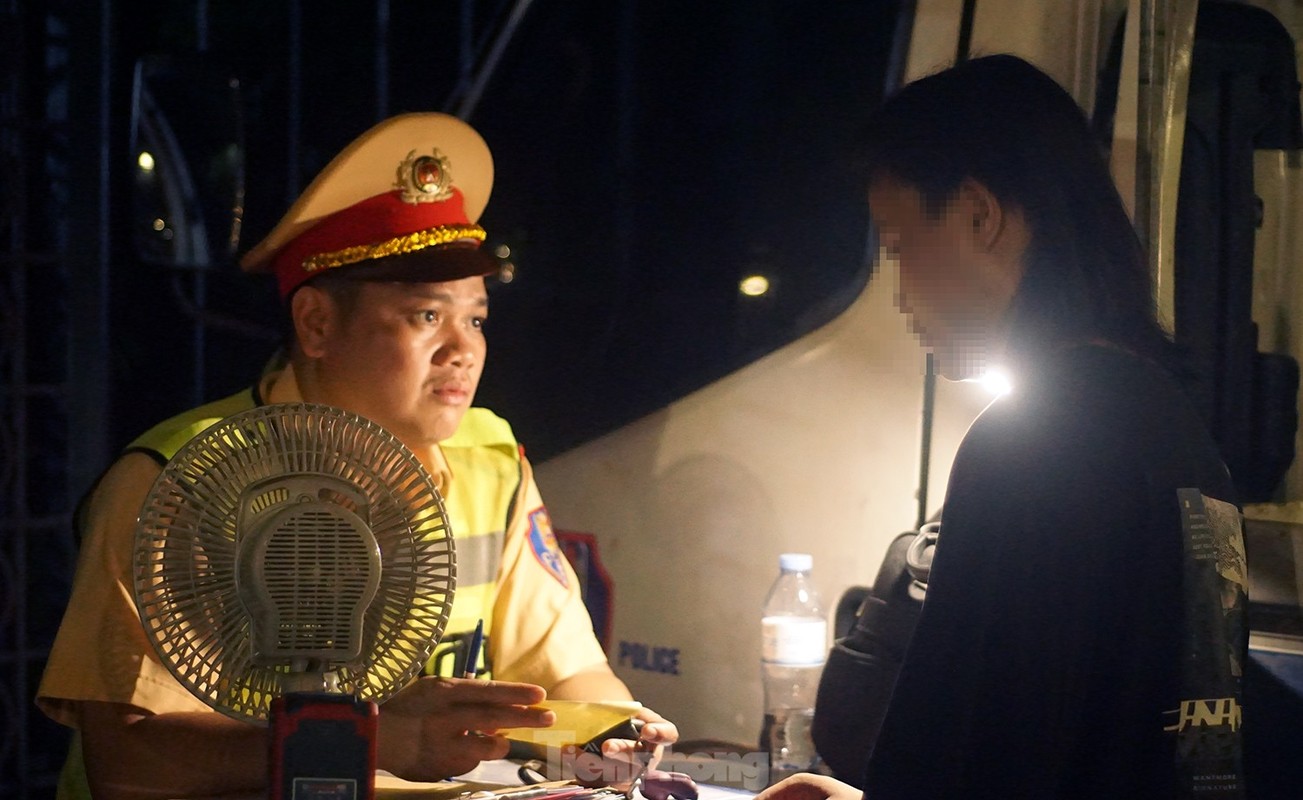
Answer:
[{"left": 239, "top": 112, "right": 496, "bottom": 299}]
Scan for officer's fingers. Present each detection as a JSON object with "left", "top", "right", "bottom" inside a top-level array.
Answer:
[
  {"left": 441, "top": 702, "right": 554, "bottom": 732},
  {"left": 443, "top": 677, "right": 549, "bottom": 707},
  {"left": 455, "top": 731, "right": 512, "bottom": 764},
  {"left": 391, "top": 676, "right": 547, "bottom": 713}
]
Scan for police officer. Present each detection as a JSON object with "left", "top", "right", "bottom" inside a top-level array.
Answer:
[{"left": 38, "top": 113, "right": 676, "bottom": 800}]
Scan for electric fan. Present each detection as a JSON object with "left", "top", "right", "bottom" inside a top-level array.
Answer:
[{"left": 132, "top": 402, "right": 457, "bottom": 722}]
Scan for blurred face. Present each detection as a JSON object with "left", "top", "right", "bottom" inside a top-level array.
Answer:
[
  {"left": 295, "top": 276, "right": 488, "bottom": 447},
  {"left": 867, "top": 176, "right": 1026, "bottom": 380}
]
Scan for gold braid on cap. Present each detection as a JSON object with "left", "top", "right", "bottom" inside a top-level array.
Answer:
[{"left": 302, "top": 224, "right": 487, "bottom": 273}]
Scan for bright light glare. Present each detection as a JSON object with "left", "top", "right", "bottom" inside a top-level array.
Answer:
[
  {"left": 739, "top": 274, "right": 770, "bottom": 297},
  {"left": 138, "top": 151, "right": 155, "bottom": 171},
  {"left": 978, "top": 368, "right": 1013, "bottom": 397}
]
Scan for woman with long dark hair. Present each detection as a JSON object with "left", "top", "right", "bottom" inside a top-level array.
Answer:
[{"left": 760, "top": 55, "right": 1246, "bottom": 799}]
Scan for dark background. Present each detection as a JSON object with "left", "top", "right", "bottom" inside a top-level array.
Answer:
[
  {"left": 1, "top": 1, "right": 903, "bottom": 795},
  {"left": 113, "top": 0, "right": 898, "bottom": 460}
]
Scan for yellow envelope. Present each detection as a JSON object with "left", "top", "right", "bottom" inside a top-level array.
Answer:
[{"left": 500, "top": 699, "right": 643, "bottom": 746}]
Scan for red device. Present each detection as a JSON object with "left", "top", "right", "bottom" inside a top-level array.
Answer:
[{"left": 269, "top": 693, "right": 378, "bottom": 800}]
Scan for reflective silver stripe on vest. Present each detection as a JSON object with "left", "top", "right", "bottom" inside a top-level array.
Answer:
[{"left": 455, "top": 530, "right": 504, "bottom": 586}]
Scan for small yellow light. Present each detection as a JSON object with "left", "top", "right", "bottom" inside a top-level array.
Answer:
[
  {"left": 494, "top": 244, "right": 512, "bottom": 259},
  {"left": 739, "top": 274, "right": 769, "bottom": 297},
  {"left": 138, "top": 151, "right": 155, "bottom": 171},
  {"left": 152, "top": 218, "right": 166, "bottom": 231}
]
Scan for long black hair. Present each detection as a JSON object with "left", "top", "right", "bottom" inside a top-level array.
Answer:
[{"left": 862, "top": 54, "right": 1181, "bottom": 373}]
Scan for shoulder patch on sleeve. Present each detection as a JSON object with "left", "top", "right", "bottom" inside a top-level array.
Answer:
[{"left": 527, "top": 506, "right": 569, "bottom": 588}]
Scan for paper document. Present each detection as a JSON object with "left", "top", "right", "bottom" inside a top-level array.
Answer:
[{"left": 500, "top": 699, "right": 643, "bottom": 745}]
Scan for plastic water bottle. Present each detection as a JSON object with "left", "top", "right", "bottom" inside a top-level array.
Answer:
[{"left": 760, "top": 552, "right": 827, "bottom": 784}]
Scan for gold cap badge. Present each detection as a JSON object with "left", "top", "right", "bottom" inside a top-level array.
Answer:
[{"left": 396, "top": 148, "right": 454, "bottom": 204}]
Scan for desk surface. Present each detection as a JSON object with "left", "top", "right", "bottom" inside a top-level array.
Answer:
[
  {"left": 378, "top": 760, "right": 756, "bottom": 800},
  {"left": 184, "top": 760, "right": 756, "bottom": 800}
]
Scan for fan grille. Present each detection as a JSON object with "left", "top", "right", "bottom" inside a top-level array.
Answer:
[
  {"left": 134, "top": 403, "right": 456, "bottom": 723},
  {"left": 259, "top": 505, "right": 375, "bottom": 656}
]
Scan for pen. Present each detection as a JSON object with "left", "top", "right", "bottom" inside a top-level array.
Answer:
[{"left": 464, "top": 618, "right": 484, "bottom": 678}]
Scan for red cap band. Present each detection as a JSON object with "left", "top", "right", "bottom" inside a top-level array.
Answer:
[{"left": 272, "top": 188, "right": 486, "bottom": 298}]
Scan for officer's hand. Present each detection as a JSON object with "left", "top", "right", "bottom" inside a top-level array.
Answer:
[
  {"left": 377, "top": 677, "right": 554, "bottom": 781},
  {"left": 754, "top": 773, "right": 860, "bottom": 800},
  {"left": 564, "top": 706, "right": 679, "bottom": 786}
]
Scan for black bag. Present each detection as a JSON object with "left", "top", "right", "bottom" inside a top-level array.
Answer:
[{"left": 811, "top": 524, "right": 936, "bottom": 786}]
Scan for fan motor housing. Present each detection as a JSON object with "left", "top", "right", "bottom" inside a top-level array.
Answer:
[{"left": 236, "top": 475, "right": 382, "bottom": 668}]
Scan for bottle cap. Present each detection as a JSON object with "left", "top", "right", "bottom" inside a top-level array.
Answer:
[{"left": 779, "top": 553, "right": 813, "bottom": 572}]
